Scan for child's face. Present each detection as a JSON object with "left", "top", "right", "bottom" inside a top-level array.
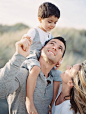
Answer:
[{"left": 38, "top": 16, "right": 58, "bottom": 32}]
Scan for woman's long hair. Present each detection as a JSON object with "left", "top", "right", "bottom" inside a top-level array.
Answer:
[{"left": 70, "top": 61, "right": 86, "bottom": 114}]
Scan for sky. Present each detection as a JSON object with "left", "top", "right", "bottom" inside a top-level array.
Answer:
[{"left": 0, "top": 0, "right": 86, "bottom": 30}]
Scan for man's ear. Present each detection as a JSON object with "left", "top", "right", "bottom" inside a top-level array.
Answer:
[{"left": 38, "top": 17, "right": 42, "bottom": 23}]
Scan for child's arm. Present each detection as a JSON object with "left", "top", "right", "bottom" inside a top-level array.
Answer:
[{"left": 26, "top": 66, "right": 40, "bottom": 114}]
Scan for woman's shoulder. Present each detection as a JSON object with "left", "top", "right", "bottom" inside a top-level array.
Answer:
[{"left": 61, "top": 100, "right": 74, "bottom": 114}]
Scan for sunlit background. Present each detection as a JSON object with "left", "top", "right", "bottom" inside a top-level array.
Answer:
[
  {"left": 0, "top": 0, "right": 86, "bottom": 29},
  {"left": 0, "top": 0, "right": 86, "bottom": 114}
]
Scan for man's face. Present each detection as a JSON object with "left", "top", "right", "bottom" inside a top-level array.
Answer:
[{"left": 41, "top": 39, "right": 65, "bottom": 64}]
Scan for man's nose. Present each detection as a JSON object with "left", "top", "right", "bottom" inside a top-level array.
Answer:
[{"left": 52, "top": 45, "right": 57, "bottom": 51}]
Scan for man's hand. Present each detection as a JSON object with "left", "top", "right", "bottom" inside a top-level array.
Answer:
[
  {"left": 26, "top": 97, "right": 38, "bottom": 114},
  {"left": 55, "top": 59, "right": 63, "bottom": 70},
  {"left": 55, "top": 63, "right": 61, "bottom": 70},
  {"left": 15, "top": 38, "right": 32, "bottom": 57}
]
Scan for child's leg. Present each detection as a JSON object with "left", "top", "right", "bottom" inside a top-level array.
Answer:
[{"left": 26, "top": 66, "right": 40, "bottom": 114}]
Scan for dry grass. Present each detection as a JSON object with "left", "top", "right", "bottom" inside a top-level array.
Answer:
[
  {"left": 0, "top": 28, "right": 29, "bottom": 67},
  {"left": 0, "top": 26, "right": 86, "bottom": 71}
]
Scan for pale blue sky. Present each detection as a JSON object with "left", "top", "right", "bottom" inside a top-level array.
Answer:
[{"left": 0, "top": 0, "right": 86, "bottom": 29}]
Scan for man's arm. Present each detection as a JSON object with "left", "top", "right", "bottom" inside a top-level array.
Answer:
[
  {"left": 0, "top": 53, "right": 26, "bottom": 99},
  {"left": 0, "top": 38, "right": 31, "bottom": 99}
]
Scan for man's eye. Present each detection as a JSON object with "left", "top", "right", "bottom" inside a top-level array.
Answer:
[
  {"left": 59, "top": 47, "right": 62, "bottom": 50},
  {"left": 50, "top": 43, "right": 54, "bottom": 45}
]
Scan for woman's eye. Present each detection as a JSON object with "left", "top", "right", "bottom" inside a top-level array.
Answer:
[
  {"left": 48, "top": 21, "right": 51, "bottom": 23},
  {"left": 54, "top": 22, "right": 57, "bottom": 24}
]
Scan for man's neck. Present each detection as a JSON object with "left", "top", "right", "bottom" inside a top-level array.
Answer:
[{"left": 39, "top": 56, "right": 55, "bottom": 78}]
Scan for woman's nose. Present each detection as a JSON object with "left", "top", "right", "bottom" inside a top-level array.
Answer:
[{"left": 67, "top": 66, "right": 72, "bottom": 70}]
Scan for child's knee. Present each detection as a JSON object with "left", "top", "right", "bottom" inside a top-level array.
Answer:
[
  {"left": 33, "top": 66, "right": 40, "bottom": 71},
  {"left": 32, "top": 66, "right": 40, "bottom": 76}
]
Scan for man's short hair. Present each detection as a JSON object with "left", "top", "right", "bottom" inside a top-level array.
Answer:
[
  {"left": 44, "top": 37, "right": 66, "bottom": 57},
  {"left": 38, "top": 2, "right": 60, "bottom": 19}
]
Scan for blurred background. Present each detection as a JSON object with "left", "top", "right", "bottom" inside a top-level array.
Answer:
[{"left": 0, "top": 0, "right": 86, "bottom": 113}]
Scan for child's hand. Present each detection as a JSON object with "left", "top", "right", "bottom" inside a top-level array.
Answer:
[
  {"left": 21, "top": 34, "right": 32, "bottom": 51},
  {"left": 15, "top": 38, "right": 32, "bottom": 57},
  {"left": 22, "top": 34, "right": 31, "bottom": 40}
]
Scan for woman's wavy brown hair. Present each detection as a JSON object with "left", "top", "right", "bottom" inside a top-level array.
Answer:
[{"left": 70, "top": 61, "right": 86, "bottom": 114}]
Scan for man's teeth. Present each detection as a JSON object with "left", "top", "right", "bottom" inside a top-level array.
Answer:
[{"left": 49, "top": 51, "right": 54, "bottom": 55}]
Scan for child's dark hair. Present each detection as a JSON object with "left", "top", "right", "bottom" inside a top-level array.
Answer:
[
  {"left": 44, "top": 37, "right": 66, "bottom": 57},
  {"left": 38, "top": 2, "right": 60, "bottom": 19}
]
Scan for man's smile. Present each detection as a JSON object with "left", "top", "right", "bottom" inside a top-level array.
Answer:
[{"left": 48, "top": 50, "right": 56, "bottom": 56}]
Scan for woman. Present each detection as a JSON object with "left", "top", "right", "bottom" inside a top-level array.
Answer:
[{"left": 52, "top": 61, "right": 86, "bottom": 114}]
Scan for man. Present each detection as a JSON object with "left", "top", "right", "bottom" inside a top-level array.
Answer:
[{"left": 0, "top": 36, "right": 66, "bottom": 114}]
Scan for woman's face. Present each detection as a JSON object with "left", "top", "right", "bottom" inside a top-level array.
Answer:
[{"left": 61, "top": 64, "right": 81, "bottom": 84}]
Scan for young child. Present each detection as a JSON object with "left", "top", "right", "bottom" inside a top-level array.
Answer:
[{"left": 22, "top": 2, "right": 62, "bottom": 114}]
